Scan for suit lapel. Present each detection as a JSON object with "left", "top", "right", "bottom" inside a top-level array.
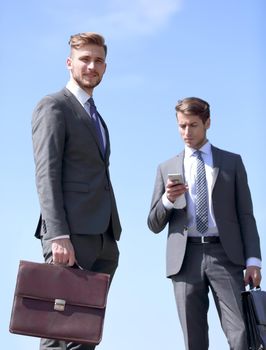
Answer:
[
  {"left": 97, "top": 112, "right": 111, "bottom": 159},
  {"left": 63, "top": 88, "right": 110, "bottom": 160},
  {"left": 176, "top": 151, "right": 185, "bottom": 177},
  {"left": 162, "top": 151, "right": 185, "bottom": 182},
  {"left": 211, "top": 146, "right": 221, "bottom": 190}
]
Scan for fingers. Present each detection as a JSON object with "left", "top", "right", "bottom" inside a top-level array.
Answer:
[
  {"left": 252, "top": 269, "right": 262, "bottom": 287},
  {"left": 166, "top": 180, "right": 188, "bottom": 203},
  {"left": 244, "top": 274, "right": 251, "bottom": 287},
  {"left": 51, "top": 238, "right": 76, "bottom": 266},
  {"left": 244, "top": 266, "right": 262, "bottom": 288},
  {"left": 67, "top": 253, "right": 76, "bottom": 267},
  {"left": 52, "top": 245, "right": 68, "bottom": 265}
]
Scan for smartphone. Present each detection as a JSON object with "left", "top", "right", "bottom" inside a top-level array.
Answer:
[{"left": 168, "top": 173, "right": 184, "bottom": 184}]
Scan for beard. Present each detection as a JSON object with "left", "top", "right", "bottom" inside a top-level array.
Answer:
[
  {"left": 82, "top": 76, "right": 102, "bottom": 89},
  {"left": 72, "top": 71, "right": 103, "bottom": 92}
]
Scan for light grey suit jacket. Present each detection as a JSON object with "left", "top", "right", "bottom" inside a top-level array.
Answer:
[
  {"left": 32, "top": 88, "right": 121, "bottom": 241},
  {"left": 147, "top": 146, "right": 261, "bottom": 277}
]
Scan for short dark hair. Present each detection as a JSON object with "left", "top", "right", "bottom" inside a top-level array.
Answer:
[
  {"left": 175, "top": 97, "right": 210, "bottom": 123},
  {"left": 68, "top": 32, "right": 107, "bottom": 57}
]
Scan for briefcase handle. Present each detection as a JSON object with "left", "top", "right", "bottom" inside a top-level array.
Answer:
[
  {"left": 73, "top": 263, "right": 84, "bottom": 270},
  {"left": 50, "top": 261, "right": 84, "bottom": 270}
]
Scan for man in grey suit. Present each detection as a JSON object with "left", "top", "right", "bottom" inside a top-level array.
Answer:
[
  {"left": 147, "top": 97, "right": 262, "bottom": 350},
  {"left": 32, "top": 32, "right": 121, "bottom": 350}
]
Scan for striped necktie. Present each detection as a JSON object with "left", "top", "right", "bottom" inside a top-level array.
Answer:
[{"left": 195, "top": 150, "right": 208, "bottom": 233}]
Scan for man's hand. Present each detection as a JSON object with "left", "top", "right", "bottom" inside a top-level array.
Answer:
[
  {"left": 244, "top": 266, "right": 262, "bottom": 288},
  {"left": 51, "top": 238, "right": 76, "bottom": 266},
  {"left": 166, "top": 178, "right": 188, "bottom": 203}
]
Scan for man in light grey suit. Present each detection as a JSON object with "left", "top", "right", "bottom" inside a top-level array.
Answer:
[
  {"left": 147, "top": 97, "right": 262, "bottom": 350},
  {"left": 32, "top": 32, "right": 121, "bottom": 350}
]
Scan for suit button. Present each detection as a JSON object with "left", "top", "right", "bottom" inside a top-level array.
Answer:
[{"left": 105, "top": 185, "right": 110, "bottom": 191}]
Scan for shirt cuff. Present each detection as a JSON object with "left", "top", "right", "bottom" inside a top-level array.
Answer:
[
  {"left": 246, "top": 257, "right": 261, "bottom": 268},
  {"left": 48, "top": 235, "right": 70, "bottom": 242},
  {"left": 162, "top": 193, "right": 174, "bottom": 210}
]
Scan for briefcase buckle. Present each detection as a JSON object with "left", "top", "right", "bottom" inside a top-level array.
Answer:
[{"left": 54, "top": 299, "right": 66, "bottom": 311}]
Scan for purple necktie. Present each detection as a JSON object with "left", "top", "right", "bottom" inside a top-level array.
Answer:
[{"left": 87, "top": 97, "right": 105, "bottom": 155}]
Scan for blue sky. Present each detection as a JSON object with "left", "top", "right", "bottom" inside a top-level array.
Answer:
[{"left": 1, "top": 0, "right": 265, "bottom": 349}]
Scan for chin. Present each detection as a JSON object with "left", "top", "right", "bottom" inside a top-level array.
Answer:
[
  {"left": 85, "top": 80, "right": 101, "bottom": 89},
  {"left": 185, "top": 141, "right": 194, "bottom": 148}
]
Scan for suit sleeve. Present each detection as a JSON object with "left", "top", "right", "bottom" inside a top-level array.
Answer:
[
  {"left": 32, "top": 96, "right": 70, "bottom": 240},
  {"left": 147, "top": 165, "right": 173, "bottom": 233},
  {"left": 235, "top": 156, "right": 261, "bottom": 260}
]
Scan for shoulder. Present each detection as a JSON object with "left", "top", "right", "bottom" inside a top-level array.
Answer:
[
  {"left": 159, "top": 151, "right": 184, "bottom": 166},
  {"left": 211, "top": 145, "right": 241, "bottom": 159},
  {"left": 34, "top": 88, "right": 70, "bottom": 108},
  {"left": 159, "top": 151, "right": 184, "bottom": 168},
  {"left": 32, "top": 88, "right": 75, "bottom": 115},
  {"left": 32, "top": 89, "right": 71, "bottom": 127},
  {"left": 211, "top": 145, "right": 245, "bottom": 171},
  {"left": 156, "top": 151, "right": 184, "bottom": 179}
]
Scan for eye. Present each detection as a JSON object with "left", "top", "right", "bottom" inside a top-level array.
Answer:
[
  {"left": 95, "top": 58, "right": 105, "bottom": 64},
  {"left": 81, "top": 57, "right": 90, "bottom": 63}
]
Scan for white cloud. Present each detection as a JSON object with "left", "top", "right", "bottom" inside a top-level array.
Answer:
[
  {"left": 104, "top": 0, "right": 182, "bottom": 35},
  {"left": 42, "top": 0, "right": 182, "bottom": 39}
]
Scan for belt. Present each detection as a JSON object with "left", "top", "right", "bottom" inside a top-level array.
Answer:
[{"left": 187, "top": 236, "right": 220, "bottom": 244}]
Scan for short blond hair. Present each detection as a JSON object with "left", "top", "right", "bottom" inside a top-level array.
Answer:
[
  {"left": 175, "top": 97, "right": 210, "bottom": 123},
  {"left": 68, "top": 32, "right": 107, "bottom": 56}
]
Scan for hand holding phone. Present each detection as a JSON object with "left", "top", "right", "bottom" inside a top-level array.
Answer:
[
  {"left": 167, "top": 173, "right": 186, "bottom": 209},
  {"left": 168, "top": 173, "right": 184, "bottom": 184}
]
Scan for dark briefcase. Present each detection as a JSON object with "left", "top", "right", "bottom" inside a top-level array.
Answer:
[
  {"left": 9, "top": 260, "right": 110, "bottom": 345},
  {"left": 242, "top": 288, "right": 266, "bottom": 350}
]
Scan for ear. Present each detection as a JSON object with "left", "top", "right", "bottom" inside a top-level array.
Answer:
[
  {"left": 205, "top": 118, "right": 211, "bottom": 130},
  {"left": 66, "top": 57, "right": 72, "bottom": 71},
  {"left": 103, "top": 62, "right": 107, "bottom": 75}
]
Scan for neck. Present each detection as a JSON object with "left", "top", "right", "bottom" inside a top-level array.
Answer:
[
  {"left": 196, "top": 138, "right": 208, "bottom": 150},
  {"left": 69, "top": 77, "right": 94, "bottom": 96}
]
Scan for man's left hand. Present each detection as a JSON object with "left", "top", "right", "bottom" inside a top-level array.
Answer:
[{"left": 244, "top": 266, "right": 262, "bottom": 288}]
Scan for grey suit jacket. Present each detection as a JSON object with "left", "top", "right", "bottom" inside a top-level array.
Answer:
[
  {"left": 147, "top": 146, "right": 261, "bottom": 277},
  {"left": 32, "top": 88, "right": 121, "bottom": 241}
]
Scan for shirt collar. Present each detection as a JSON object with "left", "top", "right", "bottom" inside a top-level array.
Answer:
[
  {"left": 66, "top": 80, "right": 91, "bottom": 106},
  {"left": 185, "top": 141, "right": 211, "bottom": 158}
]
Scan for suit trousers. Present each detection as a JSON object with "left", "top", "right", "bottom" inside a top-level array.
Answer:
[
  {"left": 171, "top": 241, "right": 247, "bottom": 350},
  {"left": 39, "top": 227, "right": 119, "bottom": 350}
]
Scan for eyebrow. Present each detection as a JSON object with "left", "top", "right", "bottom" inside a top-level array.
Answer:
[
  {"left": 179, "top": 121, "right": 198, "bottom": 126},
  {"left": 80, "top": 54, "right": 104, "bottom": 59}
]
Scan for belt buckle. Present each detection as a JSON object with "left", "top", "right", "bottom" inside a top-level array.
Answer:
[{"left": 201, "top": 236, "right": 208, "bottom": 244}]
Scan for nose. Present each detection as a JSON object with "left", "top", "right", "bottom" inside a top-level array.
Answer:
[
  {"left": 184, "top": 126, "right": 191, "bottom": 136},
  {"left": 87, "top": 61, "right": 95, "bottom": 70}
]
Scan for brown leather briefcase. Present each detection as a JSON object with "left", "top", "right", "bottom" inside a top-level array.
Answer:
[{"left": 9, "top": 260, "right": 110, "bottom": 345}]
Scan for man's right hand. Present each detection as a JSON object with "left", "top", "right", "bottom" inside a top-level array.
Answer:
[
  {"left": 51, "top": 238, "right": 76, "bottom": 266},
  {"left": 166, "top": 178, "right": 188, "bottom": 203}
]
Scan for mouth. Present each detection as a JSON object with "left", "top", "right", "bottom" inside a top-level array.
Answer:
[{"left": 84, "top": 72, "right": 98, "bottom": 79}]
